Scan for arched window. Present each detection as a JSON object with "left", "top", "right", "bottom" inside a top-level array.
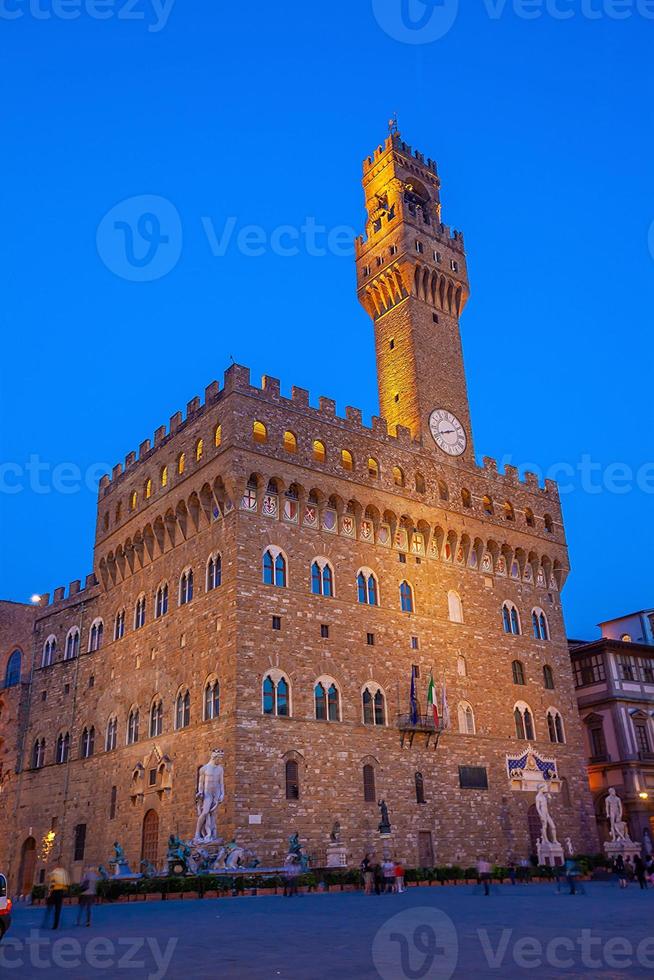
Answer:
[
  {"left": 130, "top": 491, "right": 137, "bottom": 511},
  {"left": 544, "top": 513, "right": 554, "bottom": 533},
  {"left": 55, "top": 732, "right": 70, "bottom": 765},
  {"left": 457, "top": 701, "right": 476, "bottom": 735},
  {"left": 160, "top": 466, "right": 168, "bottom": 488},
  {"left": 457, "top": 655, "right": 467, "bottom": 677},
  {"left": 438, "top": 480, "right": 449, "bottom": 502},
  {"left": 135, "top": 595, "right": 147, "bottom": 630},
  {"left": 514, "top": 703, "right": 535, "bottom": 741},
  {"left": 415, "top": 771, "right": 426, "bottom": 804},
  {"left": 362, "top": 685, "right": 386, "bottom": 726},
  {"left": 204, "top": 679, "right": 220, "bottom": 720},
  {"left": 263, "top": 548, "right": 287, "bottom": 588},
  {"left": 177, "top": 453, "right": 186, "bottom": 475},
  {"left": 32, "top": 738, "right": 45, "bottom": 769},
  {"left": 175, "top": 690, "right": 191, "bottom": 730},
  {"left": 313, "top": 440, "right": 326, "bottom": 463},
  {"left": 64, "top": 629, "right": 79, "bottom": 661},
  {"left": 341, "top": 449, "right": 354, "bottom": 472},
  {"left": 448, "top": 590, "right": 464, "bottom": 624},
  {"left": 314, "top": 679, "right": 340, "bottom": 722},
  {"left": 105, "top": 716, "right": 118, "bottom": 752},
  {"left": 88, "top": 619, "right": 104, "bottom": 653},
  {"left": 80, "top": 726, "right": 95, "bottom": 759},
  {"left": 262, "top": 672, "right": 291, "bottom": 717},
  {"left": 195, "top": 438, "right": 204, "bottom": 462},
  {"left": 253, "top": 421, "right": 267, "bottom": 445},
  {"left": 532, "top": 609, "right": 550, "bottom": 641},
  {"left": 283, "top": 430, "right": 297, "bottom": 454},
  {"left": 357, "top": 569, "right": 379, "bottom": 606},
  {"left": 543, "top": 665, "right": 555, "bottom": 690},
  {"left": 207, "top": 553, "right": 222, "bottom": 591},
  {"left": 155, "top": 583, "right": 169, "bottom": 619},
  {"left": 179, "top": 569, "right": 194, "bottom": 606},
  {"left": 547, "top": 709, "right": 565, "bottom": 744},
  {"left": 368, "top": 457, "right": 379, "bottom": 479},
  {"left": 392, "top": 466, "right": 404, "bottom": 488},
  {"left": 525, "top": 508, "right": 535, "bottom": 527},
  {"left": 115, "top": 501, "right": 122, "bottom": 523},
  {"left": 512, "top": 660, "right": 526, "bottom": 685},
  {"left": 145, "top": 478, "right": 153, "bottom": 499},
  {"left": 127, "top": 708, "right": 140, "bottom": 745},
  {"left": 149, "top": 699, "right": 163, "bottom": 738},
  {"left": 214, "top": 424, "right": 222, "bottom": 448},
  {"left": 502, "top": 602, "right": 521, "bottom": 635},
  {"left": 504, "top": 501, "right": 515, "bottom": 522},
  {"left": 363, "top": 763, "right": 376, "bottom": 803},
  {"left": 42, "top": 637, "right": 56, "bottom": 668},
  {"left": 461, "top": 488, "right": 472, "bottom": 509},
  {"left": 285, "top": 759, "right": 300, "bottom": 800},
  {"left": 482, "top": 495, "right": 493, "bottom": 516},
  {"left": 415, "top": 472, "right": 426, "bottom": 494},
  {"left": 311, "top": 559, "right": 334, "bottom": 598},
  {"left": 400, "top": 580, "right": 414, "bottom": 613},
  {"left": 4, "top": 648, "right": 21, "bottom": 687},
  {"left": 114, "top": 610, "right": 125, "bottom": 641}
]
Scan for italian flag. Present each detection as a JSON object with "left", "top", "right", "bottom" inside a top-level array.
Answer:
[{"left": 427, "top": 674, "right": 439, "bottom": 728}]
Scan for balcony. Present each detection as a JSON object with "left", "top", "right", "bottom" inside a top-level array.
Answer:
[
  {"left": 396, "top": 712, "right": 443, "bottom": 749},
  {"left": 638, "top": 751, "right": 654, "bottom": 763},
  {"left": 589, "top": 754, "right": 611, "bottom": 764}
]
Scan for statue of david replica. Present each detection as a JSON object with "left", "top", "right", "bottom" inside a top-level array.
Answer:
[{"left": 193, "top": 748, "right": 225, "bottom": 844}]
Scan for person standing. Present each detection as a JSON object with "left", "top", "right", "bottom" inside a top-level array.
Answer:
[
  {"left": 373, "top": 862, "right": 383, "bottom": 896},
  {"left": 477, "top": 857, "right": 492, "bottom": 896},
  {"left": 614, "top": 855, "right": 628, "bottom": 889},
  {"left": 360, "top": 855, "right": 374, "bottom": 895},
  {"left": 382, "top": 858, "right": 395, "bottom": 893},
  {"left": 76, "top": 866, "right": 99, "bottom": 927},
  {"left": 47, "top": 861, "right": 70, "bottom": 930},
  {"left": 394, "top": 860, "right": 405, "bottom": 894}
]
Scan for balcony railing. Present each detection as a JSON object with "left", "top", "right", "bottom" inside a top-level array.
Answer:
[{"left": 396, "top": 712, "right": 444, "bottom": 748}]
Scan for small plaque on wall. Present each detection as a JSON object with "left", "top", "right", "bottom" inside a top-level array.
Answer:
[{"left": 249, "top": 815, "right": 262, "bottom": 825}]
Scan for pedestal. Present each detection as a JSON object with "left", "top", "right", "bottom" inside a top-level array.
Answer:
[
  {"left": 604, "top": 839, "right": 642, "bottom": 865},
  {"left": 537, "top": 841, "right": 565, "bottom": 867},
  {"left": 380, "top": 833, "right": 393, "bottom": 861},
  {"left": 326, "top": 843, "right": 348, "bottom": 869}
]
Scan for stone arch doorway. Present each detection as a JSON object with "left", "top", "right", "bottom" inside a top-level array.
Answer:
[
  {"left": 527, "top": 805, "right": 541, "bottom": 855},
  {"left": 141, "top": 809, "right": 159, "bottom": 867},
  {"left": 18, "top": 837, "right": 36, "bottom": 895}
]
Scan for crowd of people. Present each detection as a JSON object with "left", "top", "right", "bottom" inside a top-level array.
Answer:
[{"left": 359, "top": 856, "right": 405, "bottom": 894}]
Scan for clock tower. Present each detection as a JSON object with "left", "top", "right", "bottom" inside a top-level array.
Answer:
[{"left": 356, "top": 129, "right": 474, "bottom": 463}]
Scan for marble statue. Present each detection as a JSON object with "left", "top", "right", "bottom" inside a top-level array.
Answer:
[
  {"left": 606, "top": 788, "right": 625, "bottom": 842},
  {"left": 565, "top": 837, "right": 574, "bottom": 857},
  {"left": 644, "top": 828, "right": 653, "bottom": 856},
  {"left": 378, "top": 799, "right": 392, "bottom": 836},
  {"left": 614, "top": 819, "right": 632, "bottom": 843},
  {"left": 194, "top": 748, "right": 225, "bottom": 844},
  {"left": 536, "top": 837, "right": 545, "bottom": 866},
  {"left": 330, "top": 821, "right": 341, "bottom": 844},
  {"left": 535, "top": 785, "right": 559, "bottom": 844}
]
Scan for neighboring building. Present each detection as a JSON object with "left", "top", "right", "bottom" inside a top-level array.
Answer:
[
  {"left": 0, "top": 129, "right": 598, "bottom": 892},
  {"left": 571, "top": 611, "right": 654, "bottom": 846}
]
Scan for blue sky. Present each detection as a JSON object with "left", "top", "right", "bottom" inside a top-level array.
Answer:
[{"left": 1, "top": 0, "right": 652, "bottom": 638}]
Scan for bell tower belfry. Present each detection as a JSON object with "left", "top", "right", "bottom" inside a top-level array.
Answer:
[{"left": 356, "top": 128, "right": 474, "bottom": 463}]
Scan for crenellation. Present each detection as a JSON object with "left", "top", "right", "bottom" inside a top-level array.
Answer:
[
  {"left": 319, "top": 396, "right": 336, "bottom": 417},
  {"left": 205, "top": 380, "right": 220, "bottom": 403},
  {"left": 345, "top": 406, "right": 362, "bottom": 425},
  {"left": 223, "top": 362, "right": 250, "bottom": 390},
  {"left": 483, "top": 457, "right": 498, "bottom": 475},
  {"left": 53, "top": 587, "right": 65, "bottom": 602},
  {"left": 154, "top": 425, "right": 166, "bottom": 446},
  {"left": 186, "top": 397, "right": 201, "bottom": 419},
  {"left": 291, "top": 386, "right": 309, "bottom": 407},
  {"left": 504, "top": 464, "right": 519, "bottom": 484},
  {"left": 169, "top": 412, "right": 182, "bottom": 434},
  {"left": 262, "top": 376, "right": 281, "bottom": 397},
  {"left": 68, "top": 580, "right": 81, "bottom": 597},
  {"left": 125, "top": 451, "right": 137, "bottom": 469},
  {"left": 112, "top": 463, "right": 122, "bottom": 480},
  {"left": 139, "top": 439, "right": 151, "bottom": 459}
]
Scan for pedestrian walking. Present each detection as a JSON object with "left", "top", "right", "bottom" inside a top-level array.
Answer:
[
  {"left": 45, "top": 861, "right": 70, "bottom": 930},
  {"left": 76, "top": 866, "right": 99, "bottom": 927},
  {"left": 508, "top": 863, "right": 517, "bottom": 886},
  {"left": 382, "top": 859, "right": 396, "bottom": 893},
  {"left": 394, "top": 861, "right": 405, "bottom": 894},
  {"left": 360, "top": 855, "right": 374, "bottom": 895},
  {"left": 565, "top": 857, "right": 582, "bottom": 895},
  {"left": 635, "top": 855, "right": 648, "bottom": 891},
  {"left": 614, "top": 855, "right": 628, "bottom": 889},
  {"left": 477, "top": 857, "right": 492, "bottom": 897},
  {"left": 283, "top": 857, "right": 300, "bottom": 897}
]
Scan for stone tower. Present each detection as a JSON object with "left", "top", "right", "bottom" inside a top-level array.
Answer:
[{"left": 356, "top": 130, "right": 473, "bottom": 461}]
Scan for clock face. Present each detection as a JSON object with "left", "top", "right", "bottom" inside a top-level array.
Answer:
[{"left": 429, "top": 409, "right": 467, "bottom": 457}]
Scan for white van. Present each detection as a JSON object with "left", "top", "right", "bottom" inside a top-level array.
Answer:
[{"left": 0, "top": 874, "right": 12, "bottom": 940}]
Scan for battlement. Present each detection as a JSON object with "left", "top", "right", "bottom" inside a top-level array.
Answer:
[
  {"left": 34, "top": 572, "right": 99, "bottom": 614},
  {"left": 355, "top": 221, "right": 465, "bottom": 258},
  {"left": 363, "top": 133, "right": 438, "bottom": 177},
  {"left": 97, "top": 361, "right": 558, "bottom": 507}
]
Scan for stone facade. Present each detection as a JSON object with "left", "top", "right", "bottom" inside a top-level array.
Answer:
[{"left": 0, "top": 131, "right": 598, "bottom": 892}]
